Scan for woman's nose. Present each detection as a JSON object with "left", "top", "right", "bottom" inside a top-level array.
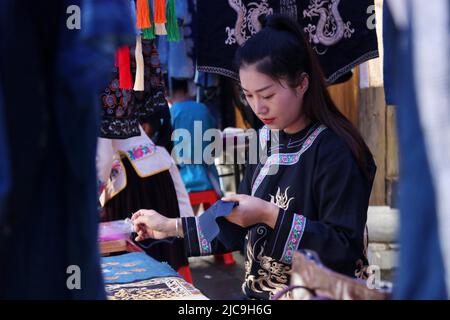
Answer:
[{"left": 254, "top": 99, "right": 268, "bottom": 115}]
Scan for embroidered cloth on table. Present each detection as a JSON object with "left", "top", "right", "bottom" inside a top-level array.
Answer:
[
  {"left": 101, "top": 252, "right": 179, "bottom": 284},
  {"left": 198, "top": 200, "right": 246, "bottom": 250},
  {"left": 105, "top": 276, "right": 208, "bottom": 300}
]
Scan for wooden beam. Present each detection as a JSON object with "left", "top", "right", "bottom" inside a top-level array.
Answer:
[{"left": 359, "top": 87, "right": 387, "bottom": 205}]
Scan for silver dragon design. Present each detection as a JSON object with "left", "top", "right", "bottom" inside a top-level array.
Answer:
[
  {"left": 303, "top": 0, "right": 354, "bottom": 54},
  {"left": 225, "top": 0, "right": 274, "bottom": 46}
]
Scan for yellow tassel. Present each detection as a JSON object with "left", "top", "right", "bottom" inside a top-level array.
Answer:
[{"left": 136, "top": 0, "right": 151, "bottom": 29}]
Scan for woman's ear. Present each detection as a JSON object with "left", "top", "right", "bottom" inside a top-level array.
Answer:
[{"left": 298, "top": 73, "right": 309, "bottom": 95}]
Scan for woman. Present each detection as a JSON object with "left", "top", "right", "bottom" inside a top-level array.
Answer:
[{"left": 132, "top": 14, "right": 376, "bottom": 300}]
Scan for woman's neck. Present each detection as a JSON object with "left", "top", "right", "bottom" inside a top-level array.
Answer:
[{"left": 283, "top": 115, "right": 311, "bottom": 135}]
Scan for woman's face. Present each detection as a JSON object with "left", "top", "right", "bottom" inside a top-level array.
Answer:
[{"left": 239, "top": 64, "right": 309, "bottom": 134}]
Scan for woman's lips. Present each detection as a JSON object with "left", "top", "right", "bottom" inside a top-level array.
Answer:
[{"left": 262, "top": 118, "right": 275, "bottom": 125}]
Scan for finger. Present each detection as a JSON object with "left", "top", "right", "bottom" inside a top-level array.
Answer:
[
  {"left": 135, "top": 233, "right": 144, "bottom": 241},
  {"left": 221, "top": 194, "right": 244, "bottom": 202},
  {"left": 136, "top": 229, "right": 147, "bottom": 240},
  {"left": 136, "top": 222, "right": 149, "bottom": 233},
  {"left": 131, "top": 210, "right": 145, "bottom": 221}
]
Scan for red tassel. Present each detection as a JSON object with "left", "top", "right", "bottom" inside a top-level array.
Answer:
[{"left": 116, "top": 46, "right": 133, "bottom": 90}]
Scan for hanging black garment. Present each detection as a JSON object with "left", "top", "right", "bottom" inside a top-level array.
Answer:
[{"left": 196, "top": 0, "right": 378, "bottom": 84}]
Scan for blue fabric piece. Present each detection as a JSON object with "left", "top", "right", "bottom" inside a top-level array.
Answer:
[
  {"left": 0, "top": 85, "right": 9, "bottom": 222},
  {"left": 102, "top": 252, "right": 179, "bottom": 284},
  {"left": 176, "top": 0, "right": 188, "bottom": 19},
  {"left": 158, "top": 37, "right": 194, "bottom": 80},
  {"left": 129, "top": 0, "right": 138, "bottom": 35},
  {"left": 383, "top": 3, "right": 448, "bottom": 299},
  {"left": 157, "top": 36, "right": 169, "bottom": 69},
  {"left": 198, "top": 200, "right": 246, "bottom": 250},
  {"left": 157, "top": 0, "right": 195, "bottom": 80},
  {"left": 168, "top": 38, "right": 194, "bottom": 79},
  {"left": 81, "top": 0, "right": 135, "bottom": 50},
  {"left": 170, "top": 100, "right": 221, "bottom": 193},
  {"left": 194, "top": 71, "right": 219, "bottom": 88}
]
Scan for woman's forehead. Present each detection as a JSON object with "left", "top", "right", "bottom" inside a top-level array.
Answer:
[{"left": 239, "top": 65, "right": 276, "bottom": 92}]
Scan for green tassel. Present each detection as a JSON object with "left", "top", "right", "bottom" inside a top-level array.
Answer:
[
  {"left": 166, "top": 0, "right": 181, "bottom": 42},
  {"left": 142, "top": 0, "right": 155, "bottom": 39},
  {"left": 142, "top": 27, "right": 155, "bottom": 39}
]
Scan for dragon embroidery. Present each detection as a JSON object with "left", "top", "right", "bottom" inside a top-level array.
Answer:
[
  {"left": 226, "top": 0, "right": 274, "bottom": 46},
  {"left": 303, "top": 0, "right": 355, "bottom": 54}
]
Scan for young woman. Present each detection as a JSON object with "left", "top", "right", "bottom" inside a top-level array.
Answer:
[{"left": 131, "top": 14, "right": 376, "bottom": 300}]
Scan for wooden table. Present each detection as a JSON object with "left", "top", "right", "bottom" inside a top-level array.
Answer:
[{"left": 99, "top": 238, "right": 143, "bottom": 256}]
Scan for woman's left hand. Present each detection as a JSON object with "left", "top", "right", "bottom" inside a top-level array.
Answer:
[{"left": 221, "top": 194, "right": 279, "bottom": 229}]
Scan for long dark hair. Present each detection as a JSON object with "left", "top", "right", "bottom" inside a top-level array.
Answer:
[{"left": 234, "top": 14, "right": 373, "bottom": 178}]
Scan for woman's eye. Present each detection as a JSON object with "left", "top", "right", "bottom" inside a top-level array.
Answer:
[
  {"left": 245, "top": 95, "right": 253, "bottom": 99},
  {"left": 262, "top": 94, "right": 274, "bottom": 100}
]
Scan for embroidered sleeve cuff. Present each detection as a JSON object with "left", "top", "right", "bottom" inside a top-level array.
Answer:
[
  {"left": 182, "top": 217, "right": 212, "bottom": 257},
  {"left": 264, "top": 209, "right": 307, "bottom": 264}
]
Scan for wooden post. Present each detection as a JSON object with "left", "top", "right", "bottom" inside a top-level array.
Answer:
[
  {"left": 386, "top": 105, "right": 399, "bottom": 207},
  {"left": 359, "top": 87, "right": 387, "bottom": 205},
  {"left": 328, "top": 69, "right": 360, "bottom": 127}
]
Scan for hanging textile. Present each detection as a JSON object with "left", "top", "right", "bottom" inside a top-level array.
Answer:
[
  {"left": 0, "top": 85, "right": 9, "bottom": 223},
  {"left": 0, "top": 0, "right": 135, "bottom": 299},
  {"left": 196, "top": 0, "right": 379, "bottom": 84},
  {"left": 131, "top": 39, "right": 173, "bottom": 150},
  {"left": 99, "top": 68, "right": 140, "bottom": 139},
  {"left": 157, "top": 0, "right": 195, "bottom": 80}
]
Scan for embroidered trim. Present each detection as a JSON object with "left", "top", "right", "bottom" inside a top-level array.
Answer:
[
  {"left": 258, "top": 125, "right": 270, "bottom": 151},
  {"left": 281, "top": 214, "right": 306, "bottom": 264},
  {"left": 197, "top": 66, "right": 239, "bottom": 81},
  {"left": 326, "top": 50, "right": 379, "bottom": 84},
  {"left": 110, "top": 160, "right": 123, "bottom": 180},
  {"left": 126, "top": 143, "right": 156, "bottom": 161},
  {"left": 259, "top": 125, "right": 270, "bottom": 141},
  {"left": 97, "top": 179, "right": 106, "bottom": 197},
  {"left": 184, "top": 218, "right": 192, "bottom": 256},
  {"left": 251, "top": 125, "right": 327, "bottom": 196},
  {"left": 196, "top": 218, "right": 212, "bottom": 256}
]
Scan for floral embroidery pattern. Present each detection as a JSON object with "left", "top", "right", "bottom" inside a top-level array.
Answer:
[
  {"left": 196, "top": 219, "right": 212, "bottom": 256},
  {"left": 110, "top": 160, "right": 123, "bottom": 180},
  {"left": 252, "top": 125, "right": 327, "bottom": 195},
  {"left": 126, "top": 143, "right": 156, "bottom": 161},
  {"left": 281, "top": 214, "right": 306, "bottom": 264},
  {"left": 100, "top": 69, "right": 140, "bottom": 139}
]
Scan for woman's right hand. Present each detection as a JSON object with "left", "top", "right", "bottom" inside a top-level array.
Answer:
[{"left": 131, "top": 209, "right": 177, "bottom": 241}]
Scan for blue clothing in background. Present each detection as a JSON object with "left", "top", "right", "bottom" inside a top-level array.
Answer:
[
  {"left": 170, "top": 100, "right": 221, "bottom": 194},
  {"left": 0, "top": 0, "right": 134, "bottom": 299},
  {"left": 383, "top": 1, "right": 448, "bottom": 299},
  {"left": 0, "top": 85, "right": 9, "bottom": 223}
]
